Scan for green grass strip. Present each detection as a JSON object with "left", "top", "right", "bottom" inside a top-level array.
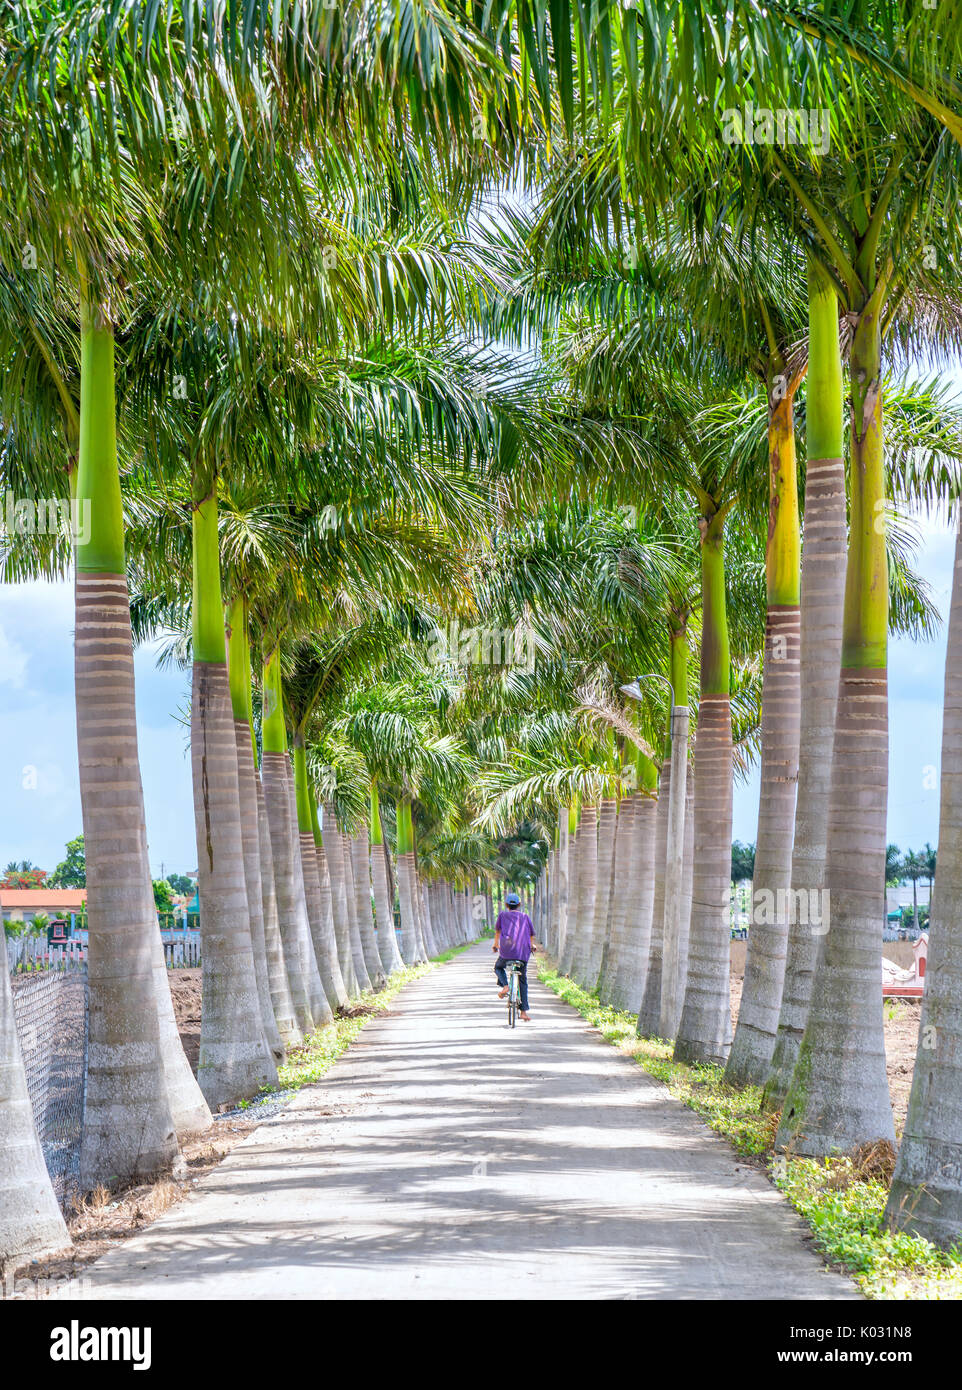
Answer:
[{"left": 539, "top": 963, "right": 962, "bottom": 1300}]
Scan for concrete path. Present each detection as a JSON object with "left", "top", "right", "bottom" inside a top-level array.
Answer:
[{"left": 81, "top": 943, "right": 857, "bottom": 1299}]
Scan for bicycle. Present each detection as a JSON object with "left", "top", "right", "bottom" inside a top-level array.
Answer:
[{"left": 504, "top": 959, "right": 524, "bottom": 1028}]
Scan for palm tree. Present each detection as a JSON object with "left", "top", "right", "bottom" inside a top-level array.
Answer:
[
  {"left": 900, "top": 850, "right": 928, "bottom": 931},
  {"left": 189, "top": 481, "right": 278, "bottom": 1107},
  {"left": 772, "top": 107, "right": 962, "bottom": 1155},
  {"left": 260, "top": 644, "right": 327, "bottom": 1033}
]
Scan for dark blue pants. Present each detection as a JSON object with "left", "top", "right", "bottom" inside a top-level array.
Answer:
[{"left": 495, "top": 957, "right": 528, "bottom": 1012}]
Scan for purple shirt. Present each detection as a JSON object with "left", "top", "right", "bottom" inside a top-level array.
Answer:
[{"left": 496, "top": 909, "right": 534, "bottom": 962}]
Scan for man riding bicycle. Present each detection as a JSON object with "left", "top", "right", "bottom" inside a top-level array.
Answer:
[{"left": 493, "top": 891, "right": 535, "bottom": 1022}]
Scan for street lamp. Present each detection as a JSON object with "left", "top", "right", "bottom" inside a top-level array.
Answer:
[{"left": 620, "top": 673, "right": 690, "bottom": 1037}]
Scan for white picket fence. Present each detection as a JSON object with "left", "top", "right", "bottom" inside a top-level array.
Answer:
[
  {"left": 7, "top": 933, "right": 201, "bottom": 973},
  {"left": 163, "top": 938, "right": 201, "bottom": 968},
  {"left": 6, "top": 936, "right": 87, "bottom": 973}
]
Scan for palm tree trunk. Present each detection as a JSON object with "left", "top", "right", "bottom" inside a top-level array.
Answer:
[
  {"left": 190, "top": 498, "right": 278, "bottom": 1109},
  {"left": 233, "top": 720, "right": 287, "bottom": 1063},
  {"left": 558, "top": 803, "right": 579, "bottom": 976},
  {"left": 284, "top": 763, "right": 331, "bottom": 1025},
  {"left": 370, "top": 787, "right": 403, "bottom": 974},
  {"left": 726, "top": 379, "right": 802, "bottom": 1087},
  {"left": 323, "top": 809, "right": 359, "bottom": 997},
  {"left": 292, "top": 738, "right": 346, "bottom": 1012},
  {"left": 192, "top": 655, "right": 278, "bottom": 1106},
  {"left": 675, "top": 506, "right": 734, "bottom": 1066},
  {"left": 396, "top": 800, "right": 420, "bottom": 964},
  {"left": 678, "top": 764, "right": 695, "bottom": 1012},
  {"left": 614, "top": 790, "right": 657, "bottom": 1013},
  {"left": 555, "top": 807, "right": 569, "bottom": 963},
  {"left": 638, "top": 766, "right": 669, "bottom": 1036},
  {"left": 148, "top": 923, "right": 214, "bottom": 1140},
  {"left": 397, "top": 850, "right": 419, "bottom": 961},
  {"left": 311, "top": 821, "right": 350, "bottom": 1009},
  {"left": 225, "top": 599, "right": 287, "bottom": 1059},
  {"left": 371, "top": 844, "right": 402, "bottom": 973},
  {"left": 567, "top": 803, "right": 597, "bottom": 986},
  {"left": 351, "top": 828, "right": 385, "bottom": 985},
  {"left": 586, "top": 797, "right": 617, "bottom": 990},
  {"left": 764, "top": 268, "right": 847, "bottom": 1110},
  {"left": 255, "top": 767, "right": 301, "bottom": 1046},
  {"left": 340, "top": 830, "right": 373, "bottom": 992},
  {"left": 776, "top": 283, "right": 895, "bottom": 1156},
  {"left": 885, "top": 514, "right": 962, "bottom": 1246},
  {"left": 598, "top": 794, "right": 635, "bottom": 1001},
  {"left": 75, "top": 312, "right": 180, "bottom": 1185},
  {"left": 660, "top": 702, "right": 692, "bottom": 1039},
  {"left": 0, "top": 961, "right": 70, "bottom": 1264},
  {"left": 261, "top": 654, "right": 316, "bottom": 1034}
]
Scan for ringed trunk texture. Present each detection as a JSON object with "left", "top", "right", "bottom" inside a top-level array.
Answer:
[
  {"left": 678, "top": 766, "right": 695, "bottom": 1013},
  {"left": 285, "top": 766, "right": 331, "bottom": 1025},
  {"left": 341, "top": 832, "right": 373, "bottom": 992},
  {"left": 192, "top": 663, "right": 277, "bottom": 1108},
  {"left": 558, "top": 820, "right": 578, "bottom": 977},
  {"left": 775, "top": 671, "right": 894, "bottom": 1154},
  {"left": 262, "top": 752, "right": 316, "bottom": 1034},
  {"left": 566, "top": 804, "right": 597, "bottom": 986},
  {"left": 724, "top": 604, "right": 801, "bottom": 1087},
  {"left": 612, "top": 794, "right": 656, "bottom": 1014},
  {"left": 397, "top": 851, "right": 420, "bottom": 965},
  {"left": 598, "top": 797, "right": 634, "bottom": 1002},
  {"left": 420, "top": 880, "right": 439, "bottom": 958},
  {"left": 255, "top": 770, "right": 301, "bottom": 1046},
  {"left": 148, "top": 925, "right": 213, "bottom": 1140},
  {"left": 885, "top": 517, "right": 962, "bottom": 1246},
  {"left": 323, "top": 814, "right": 359, "bottom": 998},
  {"left": 351, "top": 829, "right": 385, "bottom": 986},
  {"left": 233, "top": 721, "right": 286, "bottom": 1064},
  {"left": 776, "top": 287, "right": 894, "bottom": 1156},
  {"left": 555, "top": 810, "right": 569, "bottom": 965},
  {"left": 76, "top": 572, "right": 179, "bottom": 1186},
  {"left": 660, "top": 709, "right": 691, "bottom": 1040},
  {"left": 763, "top": 458, "right": 847, "bottom": 1108},
  {"left": 0, "top": 963, "right": 71, "bottom": 1266},
  {"left": 674, "top": 696, "right": 733, "bottom": 1065},
  {"left": 301, "top": 831, "right": 348, "bottom": 1013},
  {"left": 637, "top": 769, "right": 668, "bottom": 1037},
  {"left": 371, "top": 846, "right": 404, "bottom": 974},
  {"left": 313, "top": 841, "right": 350, "bottom": 1010},
  {"left": 587, "top": 799, "right": 618, "bottom": 990}
]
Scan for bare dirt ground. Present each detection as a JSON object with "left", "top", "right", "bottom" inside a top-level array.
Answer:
[
  {"left": 730, "top": 973, "right": 920, "bottom": 1134},
  {"left": 168, "top": 967, "right": 202, "bottom": 1070}
]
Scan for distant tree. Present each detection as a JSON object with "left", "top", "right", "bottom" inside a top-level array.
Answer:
[
  {"left": 47, "top": 835, "right": 86, "bottom": 889},
  {"left": 922, "top": 842, "right": 937, "bottom": 894},
  {"left": 152, "top": 879, "right": 175, "bottom": 915},
  {"left": 1, "top": 865, "right": 48, "bottom": 889},
  {"left": 166, "top": 873, "right": 193, "bottom": 896},
  {"left": 731, "top": 841, "right": 755, "bottom": 884},
  {"left": 885, "top": 844, "right": 903, "bottom": 888},
  {"left": 901, "top": 849, "right": 927, "bottom": 929}
]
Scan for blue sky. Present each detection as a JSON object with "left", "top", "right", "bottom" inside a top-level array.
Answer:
[{"left": 0, "top": 507, "right": 953, "bottom": 877}]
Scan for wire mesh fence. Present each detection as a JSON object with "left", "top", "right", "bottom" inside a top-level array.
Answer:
[{"left": 11, "top": 967, "right": 88, "bottom": 1212}]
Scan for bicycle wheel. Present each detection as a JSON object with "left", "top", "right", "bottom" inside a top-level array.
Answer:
[{"left": 507, "top": 998, "right": 516, "bottom": 1027}]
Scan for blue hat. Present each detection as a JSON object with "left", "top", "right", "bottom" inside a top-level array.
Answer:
[{"left": 505, "top": 891, "right": 521, "bottom": 907}]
